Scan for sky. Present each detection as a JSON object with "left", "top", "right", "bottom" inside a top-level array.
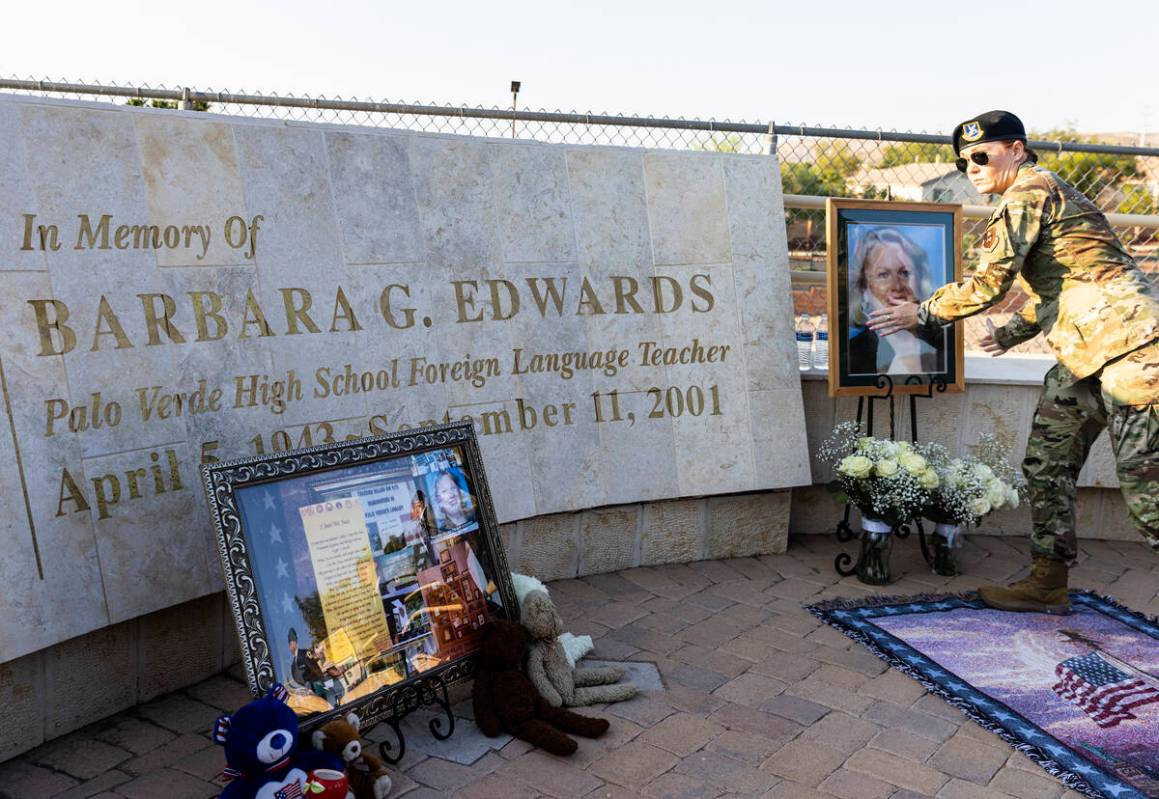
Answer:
[{"left": 2, "top": 0, "right": 1157, "bottom": 135}]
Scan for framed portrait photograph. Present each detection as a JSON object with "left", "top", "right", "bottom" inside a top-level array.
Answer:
[
  {"left": 202, "top": 421, "right": 516, "bottom": 730},
  {"left": 826, "top": 198, "right": 965, "bottom": 397}
]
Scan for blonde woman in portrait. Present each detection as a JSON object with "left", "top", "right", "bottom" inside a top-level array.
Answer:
[
  {"left": 432, "top": 470, "right": 477, "bottom": 532},
  {"left": 847, "top": 227, "right": 946, "bottom": 375}
]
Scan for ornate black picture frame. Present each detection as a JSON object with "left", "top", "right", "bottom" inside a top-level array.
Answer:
[{"left": 202, "top": 421, "right": 516, "bottom": 733}]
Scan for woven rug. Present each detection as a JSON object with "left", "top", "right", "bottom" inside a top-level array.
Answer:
[{"left": 807, "top": 591, "right": 1159, "bottom": 799}]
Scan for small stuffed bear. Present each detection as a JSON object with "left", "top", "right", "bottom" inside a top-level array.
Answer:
[
  {"left": 522, "top": 589, "right": 638, "bottom": 707},
  {"left": 311, "top": 713, "right": 393, "bottom": 799},
  {"left": 472, "top": 619, "right": 609, "bottom": 756},
  {"left": 512, "top": 572, "right": 594, "bottom": 667},
  {"left": 214, "top": 683, "right": 349, "bottom": 799}
]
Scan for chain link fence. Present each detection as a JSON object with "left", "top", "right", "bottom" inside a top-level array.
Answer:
[{"left": 5, "top": 76, "right": 1158, "bottom": 356}]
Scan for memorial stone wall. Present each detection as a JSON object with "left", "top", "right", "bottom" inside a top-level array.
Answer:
[{"left": 0, "top": 94, "right": 811, "bottom": 667}]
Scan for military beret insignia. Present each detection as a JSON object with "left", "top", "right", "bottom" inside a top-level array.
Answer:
[{"left": 952, "top": 110, "right": 1027, "bottom": 155}]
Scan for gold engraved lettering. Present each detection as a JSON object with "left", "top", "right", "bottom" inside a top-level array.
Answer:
[
  {"left": 612, "top": 277, "right": 645, "bottom": 314},
  {"left": 451, "top": 280, "right": 484, "bottom": 323},
  {"left": 407, "top": 356, "right": 500, "bottom": 389},
  {"left": 651, "top": 275, "right": 683, "bottom": 314},
  {"left": 21, "top": 214, "right": 61, "bottom": 251},
  {"left": 137, "top": 380, "right": 223, "bottom": 421},
  {"left": 125, "top": 468, "right": 147, "bottom": 500},
  {"left": 576, "top": 277, "right": 606, "bottom": 316},
  {"left": 637, "top": 338, "right": 731, "bottom": 366},
  {"left": 239, "top": 289, "right": 273, "bottom": 338},
  {"left": 56, "top": 467, "right": 90, "bottom": 517},
  {"left": 690, "top": 273, "right": 715, "bottom": 312},
  {"left": 511, "top": 347, "right": 630, "bottom": 380},
  {"left": 91, "top": 473, "right": 122, "bottom": 519},
  {"left": 43, "top": 392, "right": 122, "bottom": 437},
  {"left": 480, "top": 407, "right": 512, "bottom": 436},
  {"left": 329, "top": 286, "right": 363, "bottom": 333},
  {"left": 74, "top": 214, "right": 113, "bottom": 250},
  {"left": 224, "top": 215, "right": 262, "bottom": 258},
  {"left": 92, "top": 296, "right": 133, "bottom": 351},
  {"left": 149, "top": 451, "right": 166, "bottom": 494},
  {"left": 189, "top": 291, "right": 228, "bottom": 342},
  {"left": 27, "top": 299, "right": 76, "bottom": 356},
  {"left": 488, "top": 280, "right": 520, "bottom": 320},
  {"left": 525, "top": 277, "right": 567, "bottom": 316},
  {"left": 234, "top": 371, "right": 301, "bottom": 415},
  {"left": 280, "top": 288, "right": 320, "bottom": 334},
  {"left": 379, "top": 284, "right": 415, "bottom": 329},
  {"left": 113, "top": 225, "right": 133, "bottom": 249},
  {"left": 138, "top": 293, "right": 187, "bottom": 346}
]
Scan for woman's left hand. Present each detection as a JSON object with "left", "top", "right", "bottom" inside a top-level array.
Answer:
[{"left": 866, "top": 298, "right": 919, "bottom": 337}]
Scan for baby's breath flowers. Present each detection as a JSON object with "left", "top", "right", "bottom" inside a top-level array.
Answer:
[
  {"left": 819, "top": 423, "right": 937, "bottom": 528},
  {"left": 923, "top": 434, "right": 1026, "bottom": 527}
]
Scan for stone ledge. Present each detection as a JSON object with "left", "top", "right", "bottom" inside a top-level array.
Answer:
[{"left": 507, "top": 490, "right": 794, "bottom": 581}]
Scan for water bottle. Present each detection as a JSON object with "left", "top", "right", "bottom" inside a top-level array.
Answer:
[
  {"left": 813, "top": 315, "right": 829, "bottom": 371},
  {"left": 795, "top": 315, "right": 814, "bottom": 372}
]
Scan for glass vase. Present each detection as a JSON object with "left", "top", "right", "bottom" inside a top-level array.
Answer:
[
  {"left": 931, "top": 523, "right": 962, "bottom": 577},
  {"left": 856, "top": 517, "right": 894, "bottom": 585}
]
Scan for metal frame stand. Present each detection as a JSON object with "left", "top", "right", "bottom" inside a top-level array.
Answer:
[
  {"left": 834, "top": 374, "right": 948, "bottom": 579},
  {"left": 374, "top": 672, "right": 457, "bottom": 765}
]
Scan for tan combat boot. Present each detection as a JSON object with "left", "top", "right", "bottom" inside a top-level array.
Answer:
[{"left": 977, "top": 555, "right": 1071, "bottom": 615}]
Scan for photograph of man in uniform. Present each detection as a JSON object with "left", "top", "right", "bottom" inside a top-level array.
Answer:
[{"left": 287, "top": 627, "right": 345, "bottom": 708}]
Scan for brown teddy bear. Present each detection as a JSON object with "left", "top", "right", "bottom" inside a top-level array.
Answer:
[
  {"left": 472, "top": 619, "right": 609, "bottom": 756},
  {"left": 310, "top": 713, "right": 393, "bottom": 799},
  {"left": 522, "top": 589, "right": 638, "bottom": 707}
]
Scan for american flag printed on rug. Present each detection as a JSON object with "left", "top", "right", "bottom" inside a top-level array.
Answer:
[
  {"left": 273, "top": 780, "right": 304, "bottom": 799},
  {"left": 1052, "top": 651, "right": 1159, "bottom": 728}
]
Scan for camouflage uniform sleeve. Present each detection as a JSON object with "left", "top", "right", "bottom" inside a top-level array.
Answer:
[
  {"left": 993, "top": 276, "right": 1042, "bottom": 349},
  {"left": 919, "top": 184, "right": 1050, "bottom": 324}
]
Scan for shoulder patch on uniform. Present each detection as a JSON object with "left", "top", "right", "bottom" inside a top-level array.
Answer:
[
  {"left": 981, "top": 226, "right": 997, "bottom": 250},
  {"left": 961, "top": 121, "right": 984, "bottom": 142}
]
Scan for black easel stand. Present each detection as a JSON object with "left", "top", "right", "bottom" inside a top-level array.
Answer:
[
  {"left": 374, "top": 671, "right": 459, "bottom": 765},
  {"left": 833, "top": 374, "right": 948, "bottom": 579}
]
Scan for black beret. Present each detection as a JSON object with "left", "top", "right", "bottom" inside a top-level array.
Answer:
[{"left": 952, "top": 110, "right": 1027, "bottom": 155}]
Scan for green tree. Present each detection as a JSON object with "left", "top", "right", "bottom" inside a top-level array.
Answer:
[
  {"left": 780, "top": 141, "right": 863, "bottom": 198},
  {"left": 1033, "top": 127, "right": 1137, "bottom": 200},
  {"left": 693, "top": 133, "right": 746, "bottom": 154},
  {"left": 812, "top": 141, "right": 861, "bottom": 179},
  {"left": 1117, "top": 183, "right": 1157, "bottom": 216},
  {"left": 781, "top": 162, "right": 846, "bottom": 196},
  {"left": 877, "top": 141, "right": 955, "bottom": 168}
]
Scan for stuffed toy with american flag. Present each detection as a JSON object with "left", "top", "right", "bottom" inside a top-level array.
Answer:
[{"left": 213, "top": 683, "right": 349, "bottom": 799}]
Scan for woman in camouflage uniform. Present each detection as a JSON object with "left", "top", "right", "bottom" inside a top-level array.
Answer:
[{"left": 868, "top": 110, "right": 1159, "bottom": 615}]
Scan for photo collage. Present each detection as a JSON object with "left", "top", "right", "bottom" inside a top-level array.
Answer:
[{"left": 235, "top": 445, "right": 502, "bottom": 717}]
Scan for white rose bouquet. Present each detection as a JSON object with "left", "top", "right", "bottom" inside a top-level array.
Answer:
[
  {"left": 921, "top": 434, "right": 1027, "bottom": 575},
  {"left": 922, "top": 434, "right": 1025, "bottom": 528},
  {"left": 818, "top": 422, "right": 938, "bottom": 529}
]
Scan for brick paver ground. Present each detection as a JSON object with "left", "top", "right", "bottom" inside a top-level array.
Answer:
[{"left": 5, "top": 533, "right": 1158, "bottom": 799}]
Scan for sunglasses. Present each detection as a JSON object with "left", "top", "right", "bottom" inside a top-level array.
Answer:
[{"left": 955, "top": 152, "right": 991, "bottom": 173}]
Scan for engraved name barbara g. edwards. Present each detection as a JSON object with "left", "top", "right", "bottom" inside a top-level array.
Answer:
[
  {"left": 21, "top": 213, "right": 264, "bottom": 260},
  {"left": 25, "top": 274, "right": 716, "bottom": 356}
]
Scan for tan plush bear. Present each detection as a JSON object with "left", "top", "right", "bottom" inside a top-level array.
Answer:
[
  {"left": 310, "top": 713, "right": 392, "bottom": 799},
  {"left": 521, "top": 589, "right": 638, "bottom": 707}
]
